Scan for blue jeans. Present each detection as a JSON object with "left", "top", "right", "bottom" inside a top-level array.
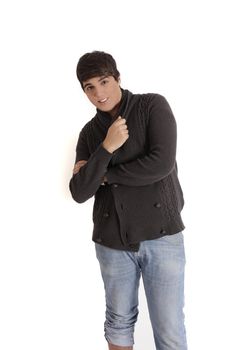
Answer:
[{"left": 95, "top": 232, "right": 187, "bottom": 349}]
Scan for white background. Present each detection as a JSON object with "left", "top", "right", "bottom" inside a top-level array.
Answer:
[{"left": 0, "top": 0, "right": 233, "bottom": 349}]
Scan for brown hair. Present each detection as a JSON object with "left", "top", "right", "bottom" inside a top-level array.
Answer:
[{"left": 76, "top": 51, "right": 120, "bottom": 89}]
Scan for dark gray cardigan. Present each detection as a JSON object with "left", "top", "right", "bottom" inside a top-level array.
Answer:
[{"left": 69, "top": 89, "right": 185, "bottom": 251}]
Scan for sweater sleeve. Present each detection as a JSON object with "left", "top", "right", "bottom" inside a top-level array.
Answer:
[
  {"left": 105, "top": 94, "right": 177, "bottom": 186},
  {"left": 69, "top": 126, "right": 114, "bottom": 203}
]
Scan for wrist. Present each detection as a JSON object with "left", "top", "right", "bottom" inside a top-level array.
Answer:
[{"left": 102, "top": 141, "right": 114, "bottom": 154}]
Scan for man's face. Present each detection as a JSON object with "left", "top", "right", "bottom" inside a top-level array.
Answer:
[{"left": 82, "top": 75, "right": 122, "bottom": 114}]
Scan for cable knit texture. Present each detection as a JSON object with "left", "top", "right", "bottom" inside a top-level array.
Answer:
[{"left": 69, "top": 89, "right": 185, "bottom": 251}]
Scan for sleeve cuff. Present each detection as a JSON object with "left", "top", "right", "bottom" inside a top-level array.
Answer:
[{"left": 96, "top": 142, "right": 114, "bottom": 160}]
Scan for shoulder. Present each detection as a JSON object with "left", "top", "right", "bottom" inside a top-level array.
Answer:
[
  {"left": 131, "top": 91, "right": 169, "bottom": 106},
  {"left": 79, "top": 114, "right": 96, "bottom": 136},
  {"left": 133, "top": 92, "right": 176, "bottom": 128},
  {"left": 131, "top": 92, "right": 171, "bottom": 116},
  {"left": 142, "top": 92, "right": 169, "bottom": 104},
  {"left": 142, "top": 93, "right": 173, "bottom": 115}
]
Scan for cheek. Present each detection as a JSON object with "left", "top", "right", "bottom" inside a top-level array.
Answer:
[
  {"left": 110, "top": 87, "right": 118, "bottom": 99},
  {"left": 86, "top": 94, "right": 96, "bottom": 105},
  {"left": 113, "top": 88, "right": 121, "bottom": 101}
]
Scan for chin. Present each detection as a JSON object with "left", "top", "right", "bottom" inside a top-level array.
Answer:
[{"left": 99, "top": 105, "right": 113, "bottom": 112}]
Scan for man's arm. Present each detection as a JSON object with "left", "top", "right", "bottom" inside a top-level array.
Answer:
[
  {"left": 105, "top": 95, "right": 177, "bottom": 186},
  {"left": 73, "top": 160, "right": 88, "bottom": 175},
  {"left": 73, "top": 161, "right": 107, "bottom": 185},
  {"left": 69, "top": 127, "right": 113, "bottom": 203}
]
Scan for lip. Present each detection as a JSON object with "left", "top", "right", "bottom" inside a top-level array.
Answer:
[{"left": 98, "top": 97, "right": 108, "bottom": 103}]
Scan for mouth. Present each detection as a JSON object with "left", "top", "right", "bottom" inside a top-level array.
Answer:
[{"left": 98, "top": 97, "right": 108, "bottom": 104}]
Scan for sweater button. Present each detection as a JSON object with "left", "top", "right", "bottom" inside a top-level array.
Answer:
[
  {"left": 154, "top": 202, "right": 161, "bottom": 208},
  {"left": 160, "top": 229, "right": 166, "bottom": 234},
  {"left": 103, "top": 212, "right": 109, "bottom": 218},
  {"left": 96, "top": 238, "right": 102, "bottom": 243},
  {"left": 113, "top": 184, "right": 118, "bottom": 188}
]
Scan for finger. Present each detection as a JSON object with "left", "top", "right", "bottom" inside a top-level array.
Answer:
[
  {"left": 74, "top": 164, "right": 83, "bottom": 172},
  {"left": 73, "top": 162, "right": 86, "bottom": 174},
  {"left": 76, "top": 162, "right": 85, "bottom": 168},
  {"left": 77, "top": 162, "right": 87, "bottom": 168},
  {"left": 120, "top": 124, "right": 128, "bottom": 129},
  {"left": 73, "top": 165, "right": 81, "bottom": 171},
  {"left": 73, "top": 166, "right": 82, "bottom": 174},
  {"left": 118, "top": 125, "right": 128, "bottom": 133},
  {"left": 74, "top": 161, "right": 87, "bottom": 170},
  {"left": 115, "top": 118, "right": 126, "bottom": 125},
  {"left": 76, "top": 160, "right": 87, "bottom": 165},
  {"left": 76, "top": 159, "right": 87, "bottom": 163}
]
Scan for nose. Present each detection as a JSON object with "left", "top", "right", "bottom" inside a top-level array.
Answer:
[{"left": 93, "top": 86, "right": 104, "bottom": 100}]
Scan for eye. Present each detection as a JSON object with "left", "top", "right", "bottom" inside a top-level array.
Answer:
[
  {"left": 101, "top": 79, "right": 109, "bottom": 85},
  {"left": 85, "top": 86, "right": 93, "bottom": 92}
]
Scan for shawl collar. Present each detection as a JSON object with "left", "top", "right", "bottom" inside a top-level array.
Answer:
[
  {"left": 95, "top": 88, "right": 134, "bottom": 129},
  {"left": 95, "top": 88, "right": 134, "bottom": 166}
]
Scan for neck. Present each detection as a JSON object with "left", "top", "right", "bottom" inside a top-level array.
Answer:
[{"left": 109, "top": 89, "right": 123, "bottom": 117}]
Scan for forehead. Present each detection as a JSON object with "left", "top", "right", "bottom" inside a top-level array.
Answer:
[{"left": 83, "top": 75, "right": 113, "bottom": 86}]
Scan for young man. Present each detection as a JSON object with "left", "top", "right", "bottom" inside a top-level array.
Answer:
[{"left": 69, "top": 51, "right": 188, "bottom": 350}]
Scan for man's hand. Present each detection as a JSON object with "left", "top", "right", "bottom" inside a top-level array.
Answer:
[
  {"left": 73, "top": 160, "right": 107, "bottom": 185},
  {"left": 73, "top": 160, "right": 88, "bottom": 175},
  {"left": 102, "top": 116, "right": 129, "bottom": 153}
]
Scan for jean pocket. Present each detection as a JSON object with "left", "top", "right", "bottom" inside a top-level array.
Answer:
[{"left": 159, "top": 231, "right": 184, "bottom": 245}]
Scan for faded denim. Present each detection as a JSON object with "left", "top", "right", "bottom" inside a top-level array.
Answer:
[{"left": 95, "top": 232, "right": 188, "bottom": 349}]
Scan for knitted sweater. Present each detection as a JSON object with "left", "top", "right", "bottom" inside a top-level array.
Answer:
[{"left": 69, "top": 88, "right": 185, "bottom": 251}]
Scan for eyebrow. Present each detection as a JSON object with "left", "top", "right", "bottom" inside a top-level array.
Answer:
[{"left": 83, "top": 76, "right": 108, "bottom": 90}]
